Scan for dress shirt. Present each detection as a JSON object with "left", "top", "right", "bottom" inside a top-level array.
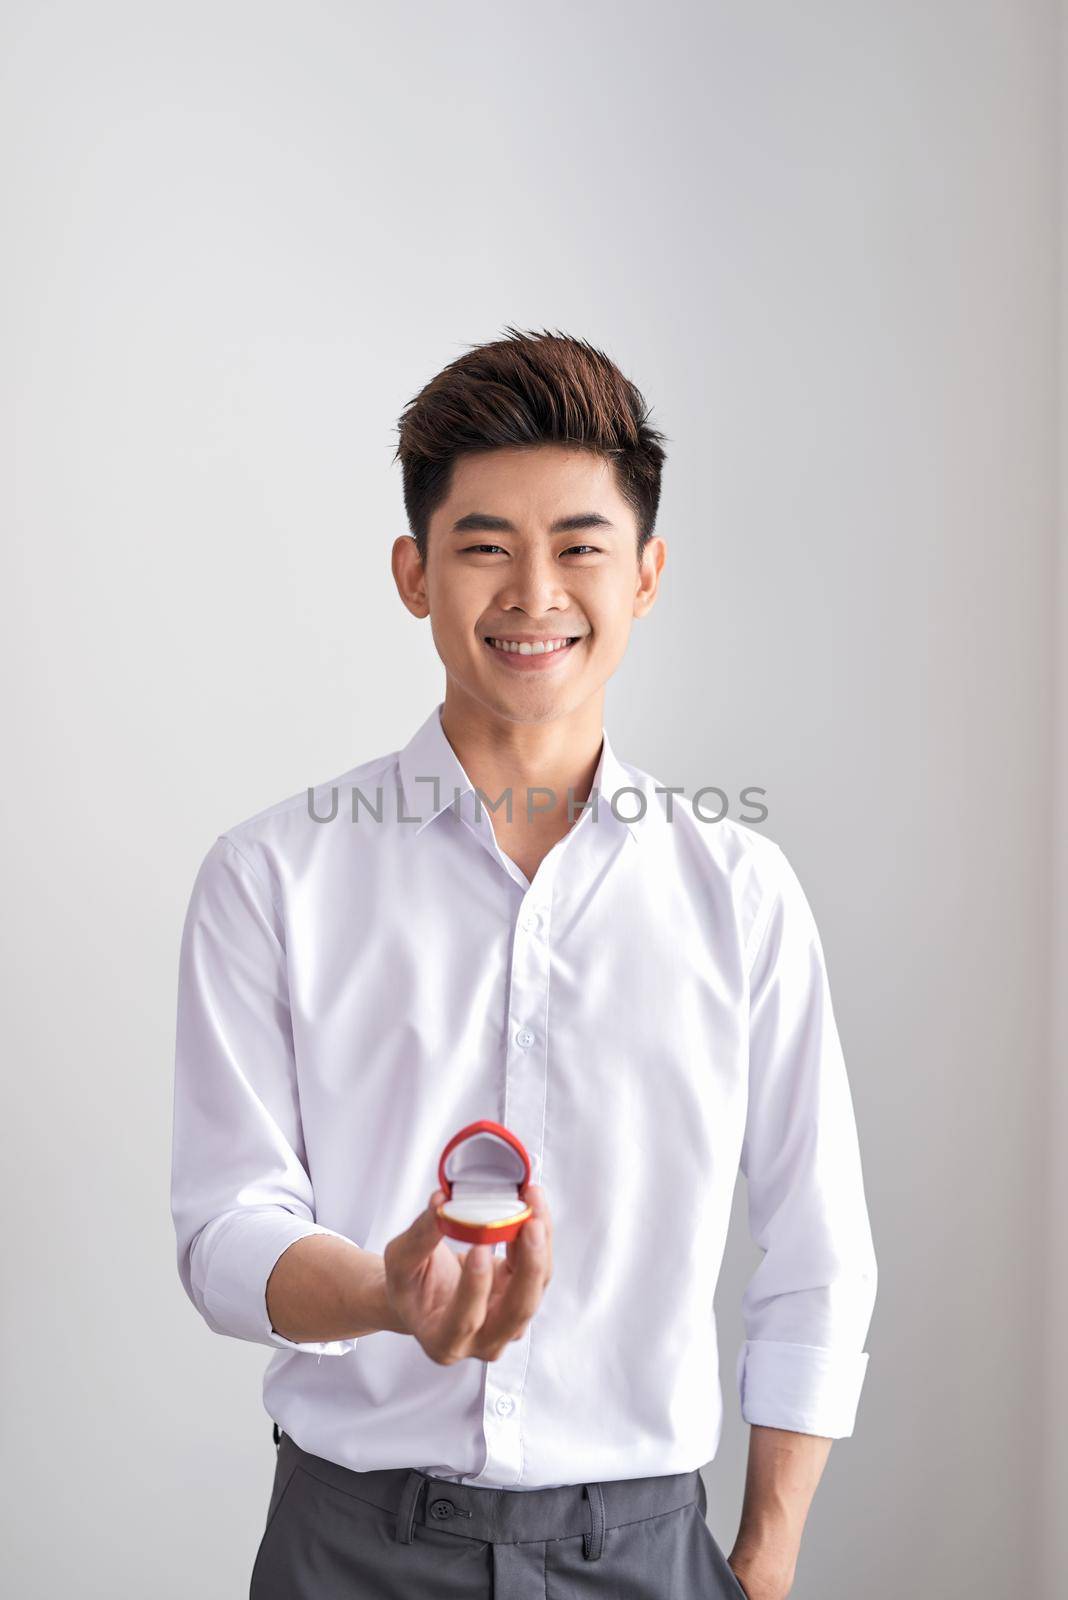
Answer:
[{"left": 171, "top": 700, "right": 877, "bottom": 1489}]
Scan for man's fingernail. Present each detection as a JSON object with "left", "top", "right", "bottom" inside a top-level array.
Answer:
[{"left": 470, "top": 1245, "right": 491, "bottom": 1270}]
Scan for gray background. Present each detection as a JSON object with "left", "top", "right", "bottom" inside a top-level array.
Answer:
[{"left": 3, "top": 2, "right": 1065, "bottom": 1596}]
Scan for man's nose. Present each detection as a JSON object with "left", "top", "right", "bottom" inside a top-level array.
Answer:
[{"left": 496, "top": 553, "right": 570, "bottom": 615}]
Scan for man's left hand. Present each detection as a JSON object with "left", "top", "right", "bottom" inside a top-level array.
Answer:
[{"left": 728, "top": 1549, "right": 796, "bottom": 1600}]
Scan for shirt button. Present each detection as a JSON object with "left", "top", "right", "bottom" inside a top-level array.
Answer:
[
  {"left": 494, "top": 1394, "right": 516, "bottom": 1417},
  {"left": 515, "top": 1028, "right": 535, "bottom": 1049},
  {"left": 521, "top": 908, "right": 541, "bottom": 932}
]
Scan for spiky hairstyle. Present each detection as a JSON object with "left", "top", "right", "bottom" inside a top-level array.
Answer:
[{"left": 394, "top": 327, "right": 668, "bottom": 563}]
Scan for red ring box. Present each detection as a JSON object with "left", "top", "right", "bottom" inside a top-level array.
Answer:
[{"left": 435, "top": 1119, "right": 535, "bottom": 1245}]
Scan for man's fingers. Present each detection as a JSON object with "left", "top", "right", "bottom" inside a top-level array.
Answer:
[
  {"left": 434, "top": 1244, "right": 495, "bottom": 1356},
  {"left": 480, "top": 1217, "right": 550, "bottom": 1349},
  {"left": 385, "top": 1191, "right": 447, "bottom": 1282},
  {"left": 523, "top": 1183, "right": 550, "bottom": 1230},
  {"left": 507, "top": 1186, "right": 552, "bottom": 1276},
  {"left": 391, "top": 1188, "right": 551, "bottom": 1362}
]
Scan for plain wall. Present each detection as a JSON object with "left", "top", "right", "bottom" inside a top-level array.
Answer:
[
  {"left": 2, "top": 3, "right": 1062, "bottom": 1596},
  {"left": 1042, "top": 4, "right": 1067, "bottom": 1596}
]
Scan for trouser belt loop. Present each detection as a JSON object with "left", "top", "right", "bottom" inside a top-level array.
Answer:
[
  {"left": 395, "top": 1470, "right": 427, "bottom": 1545},
  {"left": 272, "top": 1422, "right": 281, "bottom": 1448},
  {"left": 582, "top": 1481, "right": 606, "bottom": 1560}
]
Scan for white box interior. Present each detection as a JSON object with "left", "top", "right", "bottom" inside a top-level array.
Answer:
[{"left": 441, "top": 1128, "right": 529, "bottom": 1224}]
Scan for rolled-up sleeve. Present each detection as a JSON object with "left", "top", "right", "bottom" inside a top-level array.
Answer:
[
  {"left": 735, "top": 842, "right": 877, "bottom": 1438},
  {"left": 170, "top": 834, "right": 359, "bottom": 1354}
]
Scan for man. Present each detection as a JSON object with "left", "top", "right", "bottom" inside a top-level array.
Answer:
[{"left": 171, "top": 327, "right": 877, "bottom": 1599}]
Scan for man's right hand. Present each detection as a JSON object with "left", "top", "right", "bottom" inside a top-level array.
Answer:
[{"left": 383, "top": 1184, "right": 553, "bottom": 1364}]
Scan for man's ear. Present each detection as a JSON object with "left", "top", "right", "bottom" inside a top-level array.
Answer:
[
  {"left": 392, "top": 534, "right": 430, "bottom": 619},
  {"left": 633, "top": 536, "right": 666, "bottom": 619}
]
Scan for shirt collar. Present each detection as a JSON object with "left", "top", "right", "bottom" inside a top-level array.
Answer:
[{"left": 397, "top": 702, "right": 642, "bottom": 842}]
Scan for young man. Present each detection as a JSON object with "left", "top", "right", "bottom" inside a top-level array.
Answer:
[{"left": 171, "top": 328, "right": 877, "bottom": 1600}]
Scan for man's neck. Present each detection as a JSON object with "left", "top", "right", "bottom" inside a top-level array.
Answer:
[{"left": 438, "top": 684, "right": 606, "bottom": 834}]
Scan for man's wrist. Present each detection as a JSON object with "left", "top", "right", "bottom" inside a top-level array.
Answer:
[
  {"left": 733, "top": 1500, "right": 803, "bottom": 1555},
  {"left": 354, "top": 1252, "right": 411, "bottom": 1336},
  {"left": 731, "top": 1518, "right": 801, "bottom": 1567},
  {"left": 730, "top": 1505, "right": 802, "bottom": 1600},
  {"left": 735, "top": 1516, "right": 799, "bottom": 1568},
  {"left": 266, "top": 1236, "right": 413, "bottom": 1342}
]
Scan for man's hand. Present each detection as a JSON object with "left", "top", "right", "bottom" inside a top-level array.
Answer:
[
  {"left": 383, "top": 1182, "right": 553, "bottom": 1364},
  {"left": 727, "top": 1551, "right": 795, "bottom": 1600}
]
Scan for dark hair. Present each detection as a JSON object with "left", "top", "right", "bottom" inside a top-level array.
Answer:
[{"left": 393, "top": 326, "right": 668, "bottom": 565}]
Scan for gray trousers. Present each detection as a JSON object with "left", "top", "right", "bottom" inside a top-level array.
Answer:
[{"left": 250, "top": 1429, "right": 748, "bottom": 1599}]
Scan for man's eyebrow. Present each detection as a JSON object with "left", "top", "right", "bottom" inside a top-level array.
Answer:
[{"left": 449, "top": 511, "right": 616, "bottom": 535}]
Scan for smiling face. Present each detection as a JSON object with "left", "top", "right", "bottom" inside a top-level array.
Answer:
[{"left": 392, "top": 444, "right": 665, "bottom": 727}]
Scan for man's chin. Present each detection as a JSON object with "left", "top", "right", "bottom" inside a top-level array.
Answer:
[{"left": 484, "top": 676, "right": 598, "bottom": 729}]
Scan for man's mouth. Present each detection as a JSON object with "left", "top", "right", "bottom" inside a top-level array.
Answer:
[{"left": 483, "top": 635, "right": 582, "bottom": 656}]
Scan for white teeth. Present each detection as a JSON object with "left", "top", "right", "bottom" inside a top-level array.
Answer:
[{"left": 488, "top": 637, "right": 576, "bottom": 654}]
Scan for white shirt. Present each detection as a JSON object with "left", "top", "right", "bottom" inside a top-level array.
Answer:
[{"left": 171, "top": 701, "right": 877, "bottom": 1489}]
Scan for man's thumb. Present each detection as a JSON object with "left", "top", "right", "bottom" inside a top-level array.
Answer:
[
  {"left": 415, "top": 1190, "right": 446, "bottom": 1242},
  {"left": 389, "top": 1192, "right": 443, "bottom": 1276}
]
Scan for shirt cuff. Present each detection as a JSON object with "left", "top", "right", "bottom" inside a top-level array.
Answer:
[
  {"left": 196, "top": 1208, "right": 361, "bottom": 1354},
  {"left": 735, "top": 1337, "right": 870, "bottom": 1438}
]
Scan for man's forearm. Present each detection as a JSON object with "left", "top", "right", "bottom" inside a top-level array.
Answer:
[
  {"left": 729, "top": 1425, "right": 833, "bottom": 1596},
  {"left": 266, "top": 1234, "right": 409, "bottom": 1342}
]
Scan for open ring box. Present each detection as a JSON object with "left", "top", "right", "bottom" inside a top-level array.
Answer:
[{"left": 436, "top": 1118, "right": 534, "bottom": 1245}]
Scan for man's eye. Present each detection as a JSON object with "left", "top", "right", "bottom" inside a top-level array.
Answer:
[{"left": 460, "top": 543, "right": 599, "bottom": 556}]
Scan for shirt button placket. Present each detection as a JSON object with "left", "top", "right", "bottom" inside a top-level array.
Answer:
[{"left": 468, "top": 865, "right": 557, "bottom": 1487}]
